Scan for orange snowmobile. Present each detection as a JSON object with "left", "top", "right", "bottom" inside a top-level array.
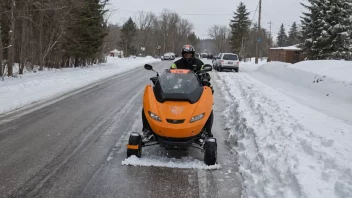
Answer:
[{"left": 126, "top": 64, "right": 217, "bottom": 165}]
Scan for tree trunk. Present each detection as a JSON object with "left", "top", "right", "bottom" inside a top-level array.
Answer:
[
  {"left": 7, "top": 0, "right": 16, "bottom": 77},
  {"left": 0, "top": 2, "right": 3, "bottom": 77},
  {"left": 74, "top": 56, "right": 79, "bottom": 67},
  {"left": 19, "top": 3, "right": 27, "bottom": 75},
  {"left": 39, "top": 11, "right": 43, "bottom": 71},
  {"left": 125, "top": 43, "right": 128, "bottom": 57}
]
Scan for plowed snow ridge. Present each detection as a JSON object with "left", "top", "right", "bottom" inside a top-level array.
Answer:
[{"left": 217, "top": 71, "right": 352, "bottom": 198}]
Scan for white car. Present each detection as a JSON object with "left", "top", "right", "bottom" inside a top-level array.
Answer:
[
  {"left": 161, "top": 53, "right": 175, "bottom": 60},
  {"left": 195, "top": 53, "right": 201, "bottom": 59},
  {"left": 213, "top": 53, "right": 240, "bottom": 72}
]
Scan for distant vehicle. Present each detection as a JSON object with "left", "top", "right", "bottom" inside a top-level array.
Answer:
[
  {"left": 207, "top": 54, "right": 213, "bottom": 59},
  {"left": 195, "top": 53, "right": 201, "bottom": 59},
  {"left": 213, "top": 53, "right": 240, "bottom": 72},
  {"left": 161, "top": 53, "right": 175, "bottom": 60},
  {"left": 168, "top": 52, "right": 175, "bottom": 60},
  {"left": 201, "top": 53, "right": 208, "bottom": 58}
]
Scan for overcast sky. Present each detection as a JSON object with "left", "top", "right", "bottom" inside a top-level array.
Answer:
[{"left": 107, "top": 0, "right": 305, "bottom": 39}]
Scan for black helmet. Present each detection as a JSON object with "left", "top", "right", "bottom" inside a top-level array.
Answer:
[{"left": 181, "top": 45, "right": 195, "bottom": 64}]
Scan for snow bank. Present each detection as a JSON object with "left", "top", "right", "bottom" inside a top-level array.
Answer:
[
  {"left": 254, "top": 61, "right": 352, "bottom": 100},
  {"left": 0, "top": 56, "right": 160, "bottom": 114},
  {"left": 291, "top": 60, "right": 352, "bottom": 82},
  {"left": 218, "top": 72, "right": 352, "bottom": 198},
  {"left": 122, "top": 155, "right": 221, "bottom": 170},
  {"left": 240, "top": 58, "right": 268, "bottom": 72},
  {"left": 246, "top": 61, "right": 352, "bottom": 124}
]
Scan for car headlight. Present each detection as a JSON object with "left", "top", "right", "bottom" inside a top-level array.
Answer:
[
  {"left": 190, "top": 113, "right": 204, "bottom": 123},
  {"left": 148, "top": 111, "right": 161, "bottom": 122}
]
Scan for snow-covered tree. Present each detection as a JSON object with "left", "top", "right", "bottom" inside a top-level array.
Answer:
[
  {"left": 287, "top": 22, "right": 300, "bottom": 46},
  {"left": 277, "top": 24, "right": 288, "bottom": 47},
  {"left": 300, "top": 0, "right": 352, "bottom": 60}
]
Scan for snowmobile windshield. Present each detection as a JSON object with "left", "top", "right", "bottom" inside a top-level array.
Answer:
[{"left": 153, "top": 71, "right": 204, "bottom": 104}]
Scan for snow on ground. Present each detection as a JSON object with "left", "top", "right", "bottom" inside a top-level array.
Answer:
[
  {"left": 0, "top": 56, "right": 160, "bottom": 114},
  {"left": 215, "top": 60, "right": 352, "bottom": 198},
  {"left": 249, "top": 61, "right": 352, "bottom": 124},
  {"left": 122, "top": 155, "right": 221, "bottom": 170},
  {"left": 240, "top": 57, "right": 268, "bottom": 72}
]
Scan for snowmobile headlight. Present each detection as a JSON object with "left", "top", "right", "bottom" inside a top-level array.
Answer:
[
  {"left": 148, "top": 111, "right": 161, "bottom": 122},
  {"left": 190, "top": 113, "right": 204, "bottom": 123}
]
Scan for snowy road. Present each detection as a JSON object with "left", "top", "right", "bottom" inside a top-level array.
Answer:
[{"left": 0, "top": 61, "right": 242, "bottom": 198}]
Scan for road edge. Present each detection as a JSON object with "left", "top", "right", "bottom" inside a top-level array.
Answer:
[{"left": 0, "top": 62, "right": 159, "bottom": 124}]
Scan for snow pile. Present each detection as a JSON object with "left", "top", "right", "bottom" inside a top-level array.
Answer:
[
  {"left": 0, "top": 56, "right": 160, "bottom": 114},
  {"left": 254, "top": 61, "right": 352, "bottom": 100},
  {"left": 291, "top": 60, "right": 352, "bottom": 82},
  {"left": 218, "top": 72, "right": 352, "bottom": 198},
  {"left": 122, "top": 155, "right": 221, "bottom": 170},
  {"left": 240, "top": 58, "right": 268, "bottom": 72},
  {"left": 247, "top": 61, "right": 352, "bottom": 123}
]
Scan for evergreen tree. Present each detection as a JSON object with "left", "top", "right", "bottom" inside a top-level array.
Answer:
[
  {"left": 287, "top": 22, "right": 300, "bottom": 46},
  {"left": 277, "top": 24, "right": 288, "bottom": 47},
  {"left": 241, "top": 23, "right": 272, "bottom": 58},
  {"left": 229, "top": 2, "right": 251, "bottom": 54},
  {"left": 119, "top": 17, "right": 137, "bottom": 56},
  {"left": 187, "top": 32, "right": 199, "bottom": 47},
  {"left": 300, "top": 0, "right": 352, "bottom": 60},
  {"left": 65, "top": 0, "right": 108, "bottom": 66}
]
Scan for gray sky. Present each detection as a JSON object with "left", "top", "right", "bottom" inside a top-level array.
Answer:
[{"left": 107, "top": 0, "right": 305, "bottom": 39}]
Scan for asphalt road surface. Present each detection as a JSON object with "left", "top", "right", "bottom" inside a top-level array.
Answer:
[{"left": 0, "top": 60, "right": 242, "bottom": 198}]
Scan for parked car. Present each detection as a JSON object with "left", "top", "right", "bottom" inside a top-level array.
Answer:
[
  {"left": 213, "top": 53, "right": 240, "bottom": 72},
  {"left": 207, "top": 54, "right": 214, "bottom": 59},
  {"left": 161, "top": 53, "right": 175, "bottom": 60},
  {"left": 168, "top": 52, "right": 176, "bottom": 60},
  {"left": 201, "top": 53, "right": 208, "bottom": 58},
  {"left": 195, "top": 53, "right": 201, "bottom": 59}
]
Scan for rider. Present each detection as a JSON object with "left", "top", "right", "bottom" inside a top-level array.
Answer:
[
  {"left": 170, "top": 45, "right": 204, "bottom": 72},
  {"left": 170, "top": 44, "right": 214, "bottom": 137}
]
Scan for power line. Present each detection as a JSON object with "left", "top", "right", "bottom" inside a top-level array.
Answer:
[
  {"left": 250, "top": 3, "right": 259, "bottom": 24},
  {"left": 114, "top": 9, "right": 258, "bottom": 16}
]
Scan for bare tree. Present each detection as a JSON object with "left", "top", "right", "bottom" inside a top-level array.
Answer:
[
  {"left": 208, "top": 25, "right": 230, "bottom": 53},
  {"left": 158, "top": 10, "right": 180, "bottom": 53},
  {"left": 103, "top": 24, "right": 120, "bottom": 54},
  {"left": 0, "top": 2, "right": 3, "bottom": 77},
  {"left": 0, "top": 0, "right": 109, "bottom": 76},
  {"left": 7, "top": 0, "right": 16, "bottom": 77},
  {"left": 135, "top": 11, "right": 156, "bottom": 55},
  {"left": 176, "top": 19, "right": 193, "bottom": 51}
]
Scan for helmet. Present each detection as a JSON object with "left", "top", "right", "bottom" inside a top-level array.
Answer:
[{"left": 181, "top": 45, "right": 195, "bottom": 65}]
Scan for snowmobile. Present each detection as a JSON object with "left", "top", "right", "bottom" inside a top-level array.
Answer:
[{"left": 126, "top": 64, "right": 217, "bottom": 165}]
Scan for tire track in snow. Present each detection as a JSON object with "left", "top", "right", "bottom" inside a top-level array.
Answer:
[
  {"left": 215, "top": 70, "right": 352, "bottom": 198},
  {"left": 213, "top": 71, "right": 304, "bottom": 198}
]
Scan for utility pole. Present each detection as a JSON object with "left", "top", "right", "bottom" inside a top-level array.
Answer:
[
  {"left": 255, "top": 0, "right": 262, "bottom": 64},
  {"left": 268, "top": 21, "right": 272, "bottom": 61}
]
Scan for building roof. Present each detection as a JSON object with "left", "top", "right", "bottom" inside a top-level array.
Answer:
[
  {"left": 270, "top": 45, "right": 302, "bottom": 51},
  {"left": 110, "top": 49, "right": 120, "bottom": 53}
]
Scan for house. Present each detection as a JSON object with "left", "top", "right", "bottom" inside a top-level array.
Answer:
[
  {"left": 269, "top": 45, "right": 305, "bottom": 63},
  {"left": 110, "top": 49, "right": 124, "bottom": 58}
]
